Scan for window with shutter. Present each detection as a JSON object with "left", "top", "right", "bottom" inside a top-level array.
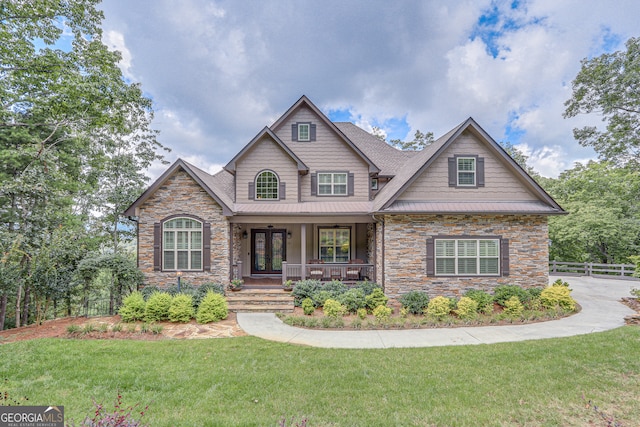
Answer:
[{"left": 428, "top": 237, "right": 505, "bottom": 276}]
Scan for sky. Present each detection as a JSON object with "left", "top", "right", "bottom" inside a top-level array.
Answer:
[{"left": 98, "top": 0, "right": 640, "bottom": 179}]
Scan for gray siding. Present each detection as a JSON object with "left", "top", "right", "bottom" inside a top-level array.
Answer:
[
  {"left": 274, "top": 106, "right": 370, "bottom": 202},
  {"left": 398, "top": 131, "right": 539, "bottom": 202},
  {"left": 235, "top": 136, "right": 299, "bottom": 203}
]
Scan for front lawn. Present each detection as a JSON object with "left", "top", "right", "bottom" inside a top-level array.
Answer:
[{"left": 1, "top": 327, "right": 640, "bottom": 426}]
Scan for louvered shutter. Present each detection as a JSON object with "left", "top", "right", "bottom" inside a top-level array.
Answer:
[
  {"left": 310, "top": 124, "right": 316, "bottom": 141},
  {"left": 153, "top": 223, "right": 161, "bottom": 271},
  {"left": 500, "top": 238, "right": 509, "bottom": 276},
  {"left": 310, "top": 173, "right": 317, "bottom": 196},
  {"left": 291, "top": 124, "right": 298, "bottom": 141},
  {"left": 203, "top": 222, "right": 211, "bottom": 271},
  {"left": 426, "top": 238, "right": 435, "bottom": 276},
  {"left": 448, "top": 157, "right": 457, "bottom": 186},
  {"left": 348, "top": 173, "right": 354, "bottom": 196},
  {"left": 279, "top": 182, "right": 286, "bottom": 200},
  {"left": 477, "top": 157, "right": 485, "bottom": 187}
]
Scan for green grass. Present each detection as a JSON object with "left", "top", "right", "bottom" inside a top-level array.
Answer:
[{"left": 1, "top": 327, "right": 640, "bottom": 426}]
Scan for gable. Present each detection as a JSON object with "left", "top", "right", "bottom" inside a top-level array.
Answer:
[{"left": 398, "top": 130, "right": 539, "bottom": 202}]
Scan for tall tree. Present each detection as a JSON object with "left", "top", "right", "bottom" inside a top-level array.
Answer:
[{"left": 564, "top": 37, "right": 640, "bottom": 165}]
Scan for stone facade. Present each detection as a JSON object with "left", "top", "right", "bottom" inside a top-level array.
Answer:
[
  {"left": 137, "top": 170, "right": 230, "bottom": 287},
  {"left": 382, "top": 214, "right": 549, "bottom": 298}
]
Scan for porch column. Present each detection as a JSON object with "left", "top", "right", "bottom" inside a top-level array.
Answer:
[{"left": 301, "top": 223, "right": 307, "bottom": 280}]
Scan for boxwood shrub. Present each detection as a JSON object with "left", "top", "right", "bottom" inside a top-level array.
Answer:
[
  {"left": 365, "top": 288, "right": 388, "bottom": 311},
  {"left": 196, "top": 291, "right": 228, "bottom": 323},
  {"left": 144, "top": 291, "right": 173, "bottom": 322},
  {"left": 338, "top": 288, "right": 367, "bottom": 313},
  {"left": 168, "top": 293, "right": 196, "bottom": 323},
  {"left": 463, "top": 289, "right": 493, "bottom": 314},
  {"left": 493, "top": 285, "right": 531, "bottom": 306},
  {"left": 119, "top": 291, "right": 146, "bottom": 322},
  {"left": 292, "top": 280, "right": 322, "bottom": 306},
  {"left": 399, "top": 290, "right": 430, "bottom": 315}
]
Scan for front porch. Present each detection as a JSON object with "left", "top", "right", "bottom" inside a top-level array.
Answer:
[{"left": 230, "top": 218, "right": 378, "bottom": 285}]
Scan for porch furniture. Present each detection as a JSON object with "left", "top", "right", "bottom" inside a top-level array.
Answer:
[
  {"left": 308, "top": 259, "right": 324, "bottom": 280},
  {"left": 330, "top": 267, "right": 342, "bottom": 281},
  {"left": 346, "top": 259, "right": 364, "bottom": 281}
]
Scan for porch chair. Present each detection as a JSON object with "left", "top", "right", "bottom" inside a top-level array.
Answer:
[
  {"left": 308, "top": 259, "right": 324, "bottom": 280},
  {"left": 346, "top": 258, "right": 364, "bottom": 281}
]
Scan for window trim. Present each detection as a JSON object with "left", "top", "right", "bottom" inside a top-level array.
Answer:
[
  {"left": 457, "top": 156, "right": 476, "bottom": 187},
  {"left": 448, "top": 155, "right": 485, "bottom": 188},
  {"left": 254, "top": 169, "right": 279, "bottom": 200},
  {"left": 318, "top": 226, "right": 351, "bottom": 263},
  {"left": 317, "top": 172, "right": 348, "bottom": 196},
  {"left": 162, "top": 216, "right": 204, "bottom": 272},
  {"left": 427, "top": 235, "right": 506, "bottom": 277},
  {"left": 298, "top": 123, "right": 311, "bottom": 141}
]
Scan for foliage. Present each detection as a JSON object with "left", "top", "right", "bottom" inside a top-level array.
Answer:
[
  {"left": 321, "top": 280, "right": 347, "bottom": 296},
  {"left": 463, "top": 289, "right": 493, "bottom": 314},
  {"left": 540, "top": 285, "right": 576, "bottom": 311},
  {"left": 357, "top": 308, "right": 368, "bottom": 320},
  {"left": 118, "top": 292, "right": 146, "bottom": 323},
  {"left": 353, "top": 280, "right": 382, "bottom": 296},
  {"left": 143, "top": 292, "right": 172, "bottom": 322},
  {"left": 194, "top": 283, "right": 225, "bottom": 307},
  {"left": 323, "top": 299, "right": 346, "bottom": 318},
  {"left": 372, "top": 305, "right": 393, "bottom": 322},
  {"left": 292, "top": 280, "right": 322, "bottom": 307},
  {"left": 312, "top": 290, "right": 333, "bottom": 308},
  {"left": 168, "top": 294, "right": 195, "bottom": 323},
  {"left": 365, "top": 288, "right": 388, "bottom": 310},
  {"left": 399, "top": 290, "right": 430, "bottom": 315},
  {"left": 503, "top": 296, "right": 524, "bottom": 317},
  {"left": 140, "top": 286, "right": 161, "bottom": 301},
  {"left": 229, "top": 279, "right": 244, "bottom": 290},
  {"left": 455, "top": 297, "right": 478, "bottom": 320},
  {"left": 383, "top": 129, "right": 435, "bottom": 151},
  {"left": 337, "top": 288, "right": 367, "bottom": 313},
  {"left": 629, "top": 256, "right": 640, "bottom": 278},
  {"left": 564, "top": 37, "right": 640, "bottom": 165},
  {"left": 301, "top": 298, "right": 315, "bottom": 316},
  {"left": 426, "top": 296, "right": 451, "bottom": 320},
  {"left": 493, "top": 285, "right": 531, "bottom": 306},
  {"left": 631, "top": 288, "right": 640, "bottom": 299},
  {"left": 70, "top": 393, "right": 149, "bottom": 427},
  {"left": 195, "top": 291, "right": 228, "bottom": 323}
]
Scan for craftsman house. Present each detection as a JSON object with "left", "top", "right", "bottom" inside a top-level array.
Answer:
[{"left": 124, "top": 96, "right": 565, "bottom": 298}]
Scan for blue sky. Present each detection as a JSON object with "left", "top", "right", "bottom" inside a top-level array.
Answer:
[{"left": 96, "top": 0, "right": 640, "bottom": 178}]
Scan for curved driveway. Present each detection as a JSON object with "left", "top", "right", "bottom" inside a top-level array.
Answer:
[{"left": 236, "top": 276, "right": 638, "bottom": 348}]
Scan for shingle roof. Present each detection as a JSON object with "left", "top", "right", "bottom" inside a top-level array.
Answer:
[{"left": 382, "top": 200, "right": 564, "bottom": 215}]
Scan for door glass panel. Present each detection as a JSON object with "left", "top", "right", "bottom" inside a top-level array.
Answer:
[
  {"left": 271, "top": 232, "right": 283, "bottom": 271},
  {"left": 254, "top": 232, "right": 266, "bottom": 272}
]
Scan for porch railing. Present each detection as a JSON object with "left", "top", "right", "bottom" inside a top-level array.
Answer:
[{"left": 282, "top": 262, "right": 375, "bottom": 284}]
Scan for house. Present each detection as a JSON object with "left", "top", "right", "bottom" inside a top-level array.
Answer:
[{"left": 124, "top": 95, "right": 565, "bottom": 298}]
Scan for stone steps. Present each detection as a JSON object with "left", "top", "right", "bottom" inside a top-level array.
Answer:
[{"left": 227, "top": 289, "right": 295, "bottom": 313}]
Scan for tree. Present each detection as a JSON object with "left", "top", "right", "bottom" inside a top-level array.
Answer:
[
  {"left": 564, "top": 37, "right": 640, "bottom": 165},
  {"left": 499, "top": 141, "right": 540, "bottom": 179},
  {"left": 389, "top": 129, "right": 434, "bottom": 151}
]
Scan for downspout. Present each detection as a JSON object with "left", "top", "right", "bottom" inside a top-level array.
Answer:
[{"left": 371, "top": 213, "right": 384, "bottom": 290}]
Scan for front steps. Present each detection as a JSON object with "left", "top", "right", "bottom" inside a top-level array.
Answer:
[{"left": 227, "top": 289, "right": 295, "bottom": 313}]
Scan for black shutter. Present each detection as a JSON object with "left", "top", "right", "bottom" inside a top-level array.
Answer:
[
  {"left": 291, "top": 123, "right": 298, "bottom": 141},
  {"left": 501, "top": 238, "right": 509, "bottom": 276},
  {"left": 426, "top": 238, "right": 435, "bottom": 276},
  {"left": 477, "top": 157, "right": 485, "bottom": 187},
  {"left": 348, "top": 173, "right": 354, "bottom": 196},
  {"left": 310, "top": 124, "right": 316, "bottom": 141},
  {"left": 248, "top": 182, "right": 255, "bottom": 200},
  {"left": 279, "top": 182, "right": 286, "bottom": 200},
  {"left": 310, "top": 173, "right": 317, "bottom": 196},
  {"left": 448, "top": 157, "right": 457, "bottom": 186},
  {"left": 153, "top": 223, "right": 161, "bottom": 271},
  {"left": 203, "top": 222, "right": 211, "bottom": 271}
]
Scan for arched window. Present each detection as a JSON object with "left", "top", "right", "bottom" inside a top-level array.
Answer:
[
  {"left": 255, "top": 170, "right": 279, "bottom": 200},
  {"left": 163, "top": 217, "right": 203, "bottom": 270}
]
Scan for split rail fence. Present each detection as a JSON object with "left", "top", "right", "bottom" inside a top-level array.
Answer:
[{"left": 549, "top": 260, "right": 638, "bottom": 280}]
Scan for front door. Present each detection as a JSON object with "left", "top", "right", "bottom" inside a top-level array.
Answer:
[{"left": 251, "top": 229, "right": 286, "bottom": 275}]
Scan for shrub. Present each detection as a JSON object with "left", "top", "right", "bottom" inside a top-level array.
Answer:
[
  {"left": 66, "top": 324, "right": 80, "bottom": 334},
  {"left": 194, "top": 283, "right": 226, "bottom": 307},
  {"left": 144, "top": 291, "right": 172, "bottom": 322},
  {"left": 493, "top": 285, "right": 531, "bottom": 306},
  {"left": 365, "top": 288, "right": 388, "bottom": 310},
  {"left": 119, "top": 291, "right": 146, "bottom": 322},
  {"left": 527, "top": 287, "right": 544, "bottom": 300},
  {"left": 552, "top": 278, "right": 571, "bottom": 288},
  {"left": 323, "top": 299, "right": 346, "bottom": 318},
  {"left": 140, "top": 285, "right": 161, "bottom": 300},
  {"left": 503, "top": 296, "right": 524, "bottom": 317},
  {"left": 631, "top": 288, "right": 640, "bottom": 299},
  {"left": 165, "top": 281, "right": 197, "bottom": 297},
  {"left": 540, "top": 285, "right": 576, "bottom": 311},
  {"left": 196, "top": 291, "right": 228, "bottom": 323},
  {"left": 399, "top": 290, "right": 430, "bottom": 315},
  {"left": 354, "top": 280, "right": 382, "bottom": 296},
  {"left": 168, "top": 294, "right": 195, "bottom": 323},
  {"left": 463, "top": 289, "right": 493, "bottom": 314},
  {"left": 455, "top": 297, "right": 478, "bottom": 320},
  {"left": 338, "top": 288, "right": 367, "bottom": 313},
  {"left": 292, "top": 280, "right": 322, "bottom": 306},
  {"left": 321, "top": 280, "right": 348, "bottom": 296},
  {"left": 373, "top": 305, "right": 392, "bottom": 322},
  {"left": 312, "top": 290, "right": 333, "bottom": 308},
  {"left": 357, "top": 308, "right": 368, "bottom": 320},
  {"left": 302, "top": 298, "right": 315, "bottom": 315},
  {"left": 426, "top": 296, "right": 452, "bottom": 320},
  {"left": 74, "top": 393, "right": 150, "bottom": 427}
]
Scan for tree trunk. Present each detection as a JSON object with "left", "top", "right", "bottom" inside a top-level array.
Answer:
[
  {"left": 21, "top": 285, "right": 30, "bottom": 326},
  {"left": 15, "top": 283, "right": 22, "bottom": 328},
  {"left": 0, "top": 294, "right": 7, "bottom": 330}
]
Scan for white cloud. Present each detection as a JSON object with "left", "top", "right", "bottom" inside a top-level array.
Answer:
[{"left": 103, "top": 30, "right": 135, "bottom": 80}]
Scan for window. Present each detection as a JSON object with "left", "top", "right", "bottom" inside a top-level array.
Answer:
[
  {"left": 371, "top": 178, "right": 378, "bottom": 190},
  {"left": 298, "top": 123, "right": 310, "bottom": 141},
  {"left": 319, "top": 228, "right": 350, "bottom": 263},
  {"left": 457, "top": 157, "right": 476, "bottom": 186},
  {"left": 163, "top": 218, "right": 203, "bottom": 270},
  {"left": 255, "top": 170, "right": 279, "bottom": 200},
  {"left": 318, "top": 172, "right": 347, "bottom": 195},
  {"left": 434, "top": 238, "right": 500, "bottom": 276}
]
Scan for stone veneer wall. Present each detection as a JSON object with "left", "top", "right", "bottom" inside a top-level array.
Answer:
[
  {"left": 382, "top": 214, "right": 549, "bottom": 298},
  {"left": 138, "top": 170, "right": 230, "bottom": 287}
]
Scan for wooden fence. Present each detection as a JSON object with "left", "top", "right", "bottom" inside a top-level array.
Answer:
[{"left": 549, "top": 260, "right": 638, "bottom": 280}]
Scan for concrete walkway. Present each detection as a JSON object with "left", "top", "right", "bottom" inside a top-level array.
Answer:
[{"left": 236, "top": 276, "right": 638, "bottom": 348}]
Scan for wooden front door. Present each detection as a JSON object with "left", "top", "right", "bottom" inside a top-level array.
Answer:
[{"left": 251, "top": 229, "right": 286, "bottom": 275}]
